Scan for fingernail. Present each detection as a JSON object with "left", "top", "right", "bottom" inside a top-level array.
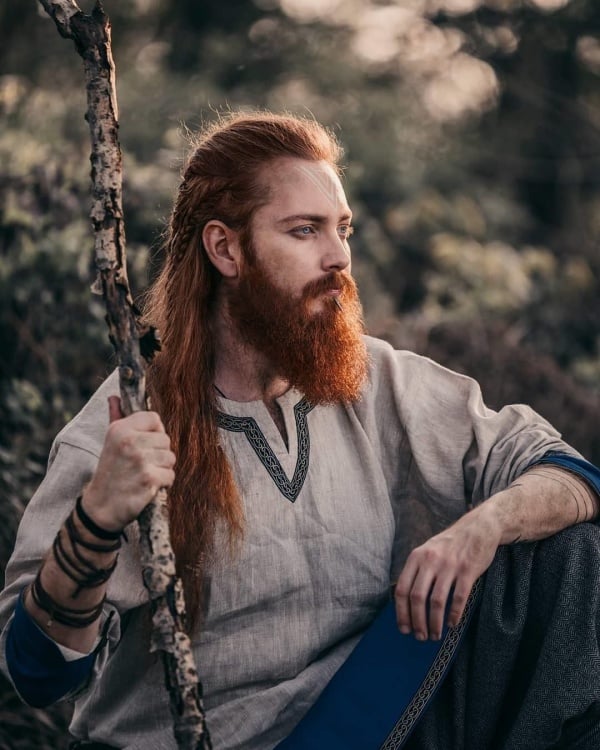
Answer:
[
  {"left": 399, "top": 626, "right": 410, "bottom": 635},
  {"left": 415, "top": 632, "right": 426, "bottom": 642},
  {"left": 432, "top": 632, "right": 441, "bottom": 641}
]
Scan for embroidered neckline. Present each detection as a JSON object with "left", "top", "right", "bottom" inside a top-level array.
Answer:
[{"left": 217, "top": 399, "right": 314, "bottom": 502}]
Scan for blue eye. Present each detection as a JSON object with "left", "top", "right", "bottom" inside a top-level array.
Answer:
[
  {"left": 292, "top": 225, "right": 316, "bottom": 237},
  {"left": 338, "top": 225, "right": 354, "bottom": 238}
]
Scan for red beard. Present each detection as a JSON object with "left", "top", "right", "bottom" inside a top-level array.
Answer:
[{"left": 227, "top": 259, "right": 369, "bottom": 405}]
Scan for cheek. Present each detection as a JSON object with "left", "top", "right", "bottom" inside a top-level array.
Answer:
[
  {"left": 266, "top": 264, "right": 292, "bottom": 292},
  {"left": 269, "top": 257, "right": 309, "bottom": 293}
]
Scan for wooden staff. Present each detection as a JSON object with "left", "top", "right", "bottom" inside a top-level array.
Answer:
[{"left": 37, "top": 2, "right": 211, "bottom": 747}]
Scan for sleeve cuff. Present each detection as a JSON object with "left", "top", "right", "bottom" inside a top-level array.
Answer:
[
  {"left": 533, "top": 452, "right": 600, "bottom": 497},
  {"left": 5, "top": 591, "right": 95, "bottom": 707}
]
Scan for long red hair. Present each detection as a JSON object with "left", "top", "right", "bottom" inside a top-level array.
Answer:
[{"left": 142, "top": 112, "right": 342, "bottom": 627}]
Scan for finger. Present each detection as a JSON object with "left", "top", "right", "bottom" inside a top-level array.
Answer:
[
  {"left": 132, "top": 430, "right": 172, "bottom": 452},
  {"left": 408, "top": 568, "right": 436, "bottom": 641},
  {"left": 148, "top": 467, "right": 176, "bottom": 492},
  {"left": 128, "top": 410, "right": 166, "bottom": 433},
  {"left": 446, "top": 575, "right": 476, "bottom": 628},
  {"left": 108, "top": 395, "right": 124, "bottom": 423},
  {"left": 394, "top": 562, "right": 419, "bottom": 635},
  {"left": 160, "top": 467, "right": 176, "bottom": 488},
  {"left": 428, "top": 572, "right": 456, "bottom": 640},
  {"left": 152, "top": 448, "right": 177, "bottom": 469}
]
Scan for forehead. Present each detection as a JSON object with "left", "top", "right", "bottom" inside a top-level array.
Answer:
[{"left": 255, "top": 157, "right": 350, "bottom": 221}]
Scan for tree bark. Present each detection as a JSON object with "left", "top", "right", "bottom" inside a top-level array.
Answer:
[{"left": 37, "top": 2, "right": 211, "bottom": 748}]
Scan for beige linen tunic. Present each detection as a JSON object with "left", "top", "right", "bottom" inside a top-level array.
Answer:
[{"left": 0, "top": 337, "right": 578, "bottom": 749}]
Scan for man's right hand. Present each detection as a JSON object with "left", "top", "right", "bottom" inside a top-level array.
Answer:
[{"left": 81, "top": 395, "right": 176, "bottom": 533}]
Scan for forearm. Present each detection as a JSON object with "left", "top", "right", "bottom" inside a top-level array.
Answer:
[
  {"left": 21, "top": 400, "right": 176, "bottom": 652},
  {"left": 395, "top": 463, "right": 600, "bottom": 641},
  {"left": 475, "top": 464, "right": 600, "bottom": 546},
  {"left": 23, "top": 489, "right": 121, "bottom": 653}
]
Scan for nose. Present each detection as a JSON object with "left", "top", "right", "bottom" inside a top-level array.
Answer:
[{"left": 321, "top": 232, "right": 350, "bottom": 273}]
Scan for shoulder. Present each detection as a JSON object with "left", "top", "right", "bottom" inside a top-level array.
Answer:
[
  {"left": 51, "top": 370, "right": 120, "bottom": 461},
  {"left": 364, "top": 335, "right": 424, "bottom": 368},
  {"left": 362, "top": 335, "right": 474, "bottom": 397}
]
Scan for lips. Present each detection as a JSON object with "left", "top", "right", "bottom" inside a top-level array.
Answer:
[{"left": 304, "top": 272, "right": 347, "bottom": 300}]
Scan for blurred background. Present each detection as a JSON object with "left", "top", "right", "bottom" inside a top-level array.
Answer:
[{"left": 1, "top": 0, "right": 599, "bottom": 745}]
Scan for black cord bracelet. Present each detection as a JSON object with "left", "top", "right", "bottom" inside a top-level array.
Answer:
[
  {"left": 65, "top": 513, "right": 121, "bottom": 554},
  {"left": 75, "top": 495, "right": 123, "bottom": 541},
  {"left": 30, "top": 573, "right": 105, "bottom": 628},
  {"left": 52, "top": 530, "right": 118, "bottom": 597},
  {"left": 65, "top": 523, "right": 119, "bottom": 576}
]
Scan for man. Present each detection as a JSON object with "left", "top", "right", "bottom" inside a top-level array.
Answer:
[{"left": 1, "top": 112, "right": 599, "bottom": 750}]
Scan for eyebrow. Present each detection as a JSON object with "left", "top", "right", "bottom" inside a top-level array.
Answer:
[{"left": 276, "top": 213, "right": 353, "bottom": 225}]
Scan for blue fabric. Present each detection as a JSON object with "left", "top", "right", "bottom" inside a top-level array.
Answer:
[
  {"left": 535, "top": 453, "right": 600, "bottom": 495},
  {"left": 275, "top": 599, "right": 463, "bottom": 750},
  {"left": 5, "top": 592, "right": 94, "bottom": 708}
]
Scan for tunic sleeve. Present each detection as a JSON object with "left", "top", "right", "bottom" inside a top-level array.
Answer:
[
  {"left": 0, "top": 373, "right": 147, "bottom": 704},
  {"left": 354, "top": 337, "right": 583, "bottom": 573}
]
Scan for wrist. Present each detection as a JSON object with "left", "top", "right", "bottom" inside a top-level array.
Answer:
[
  {"left": 80, "top": 485, "right": 125, "bottom": 535},
  {"left": 478, "top": 486, "right": 524, "bottom": 545}
]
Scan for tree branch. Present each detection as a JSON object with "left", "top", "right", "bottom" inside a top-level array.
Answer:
[{"left": 37, "top": 2, "right": 211, "bottom": 748}]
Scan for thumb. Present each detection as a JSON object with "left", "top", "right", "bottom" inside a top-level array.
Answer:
[{"left": 108, "top": 395, "right": 124, "bottom": 423}]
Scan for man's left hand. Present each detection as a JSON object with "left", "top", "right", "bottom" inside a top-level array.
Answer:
[{"left": 394, "top": 506, "right": 501, "bottom": 641}]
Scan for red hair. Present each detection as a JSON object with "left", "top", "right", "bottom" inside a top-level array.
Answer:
[{"left": 142, "top": 112, "right": 342, "bottom": 627}]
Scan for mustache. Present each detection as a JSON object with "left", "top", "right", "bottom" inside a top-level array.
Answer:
[{"left": 302, "top": 272, "right": 350, "bottom": 300}]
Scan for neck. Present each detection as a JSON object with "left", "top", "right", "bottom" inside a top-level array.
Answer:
[{"left": 211, "top": 297, "right": 289, "bottom": 404}]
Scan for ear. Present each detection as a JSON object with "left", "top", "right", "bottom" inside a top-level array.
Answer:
[{"left": 202, "top": 220, "right": 242, "bottom": 278}]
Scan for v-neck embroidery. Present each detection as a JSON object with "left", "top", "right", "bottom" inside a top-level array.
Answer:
[{"left": 217, "top": 398, "right": 314, "bottom": 502}]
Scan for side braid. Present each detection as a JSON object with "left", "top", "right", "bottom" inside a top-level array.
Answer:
[{"left": 168, "top": 180, "right": 204, "bottom": 264}]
